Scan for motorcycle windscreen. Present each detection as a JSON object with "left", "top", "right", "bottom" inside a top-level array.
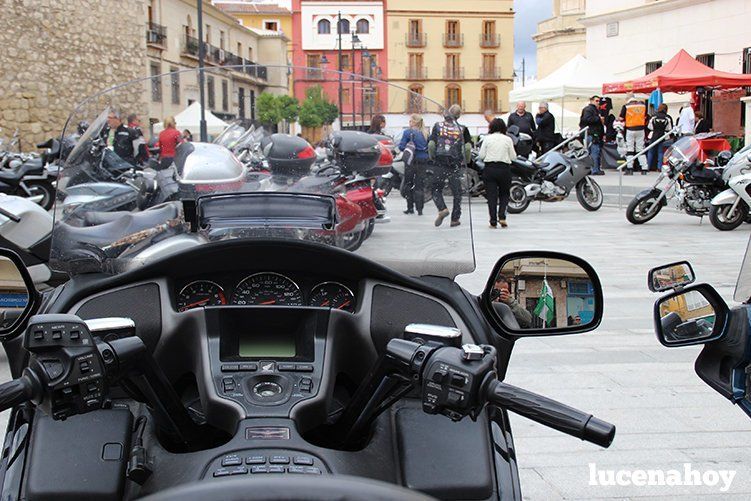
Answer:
[
  {"left": 49, "top": 66, "right": 476, "bottom": 279},
  {"left": 734, "top": 235, "right": 751, "bottom": 303}
]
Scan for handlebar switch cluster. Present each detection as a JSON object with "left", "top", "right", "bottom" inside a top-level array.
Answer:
[
  {"left": 23, "top": 314, "right": 107, "bottom": 420},
  {"left": 420, "top": 343, "right": 497, "bottom": 421}
]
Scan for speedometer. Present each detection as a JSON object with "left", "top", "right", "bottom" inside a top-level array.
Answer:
[
  {"left": 309, "top": 282, "right": 355, "bottom": 312},
  {"left": 232, "top": 273, "right": 303, "bottom": 306},
  {"left": 177, "top": 281, "right": 227, "bottom": 312}
]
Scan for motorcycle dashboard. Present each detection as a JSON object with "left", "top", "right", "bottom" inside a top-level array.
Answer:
[{"left": 174, "top": 272, "right": 357, "bottom": 313}]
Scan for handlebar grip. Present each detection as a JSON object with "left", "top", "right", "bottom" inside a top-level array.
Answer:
[
  {"left": 486, "top": 380, "right": 615, "bottom": 448},
  {"left": 0, "top": 375, "right": 34, "bottom": 413}
]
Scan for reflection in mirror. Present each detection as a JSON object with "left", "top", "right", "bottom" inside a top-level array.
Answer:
[
  {"left": 0, "top": 256, "right": 30, "bottom": 330},
  {"left": 492, "top": 257, "right": 596, "bottom": 330},
  {"left": 650, "top": 262, "right": 694, "bottom": 292},
  {"left": 658, "top": 290, "right": 716, "bottom": 344}
]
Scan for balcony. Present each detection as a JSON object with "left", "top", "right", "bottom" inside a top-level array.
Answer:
[
  {"left": 147, "top": 22, "right": 167, "bottom": 48},
  {"left": 406, "top": 67, "right": 428, "bottom": 80},
  {"left": 480, "top": 66, "right": 501, "bottom": 80},
  {"left": 480, "top": 33, "right": 500, "bottom": 48},
  {"left": 444, "top": 99, "right": 466, "bottom": 111},
  {"left": 406, "top": 96, "right": 425, "bottom": 113},
  {"left": 181, "top": 35, "right": 267, "bottom": 81},
  {"left": 182, "top": 34, "right": 200, "bottom": 57},
  {"left": 443, "top": 67, "right": 465, "bottom": 80},
  {"left": 480, "top": 99, "right": 500, "bottom": 113},
  {"left": 443, "top": 33, "right": 464, "bottom": 48},
  {"left": 406, "top": 33, "right": 427, "bottom": 48},
  {"left": 305, "top": 68, "right": 325, "bottom": 80}
]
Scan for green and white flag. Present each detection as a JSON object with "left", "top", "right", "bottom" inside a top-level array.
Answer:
[{"left": 533, "top": 279, "right": 555, "bottom": 327}]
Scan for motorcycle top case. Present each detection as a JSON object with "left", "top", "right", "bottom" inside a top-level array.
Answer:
[
  {"left": 330, "top": 131, "right": 387, "bottom": 176},
  {"left": 261, "top": 134, "right": 317, "bottom": 178}
]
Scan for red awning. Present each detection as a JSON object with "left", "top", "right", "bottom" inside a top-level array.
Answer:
[{"left": 602, "top": 49, "right": 751, "bottom": 94}]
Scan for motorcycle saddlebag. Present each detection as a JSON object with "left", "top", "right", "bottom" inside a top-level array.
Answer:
[
  {"left": 261, "top": 134, "right": 317, "bottom": 178},
  {"left": 330, "top": 131, "right": 382, "bottom": 175}
]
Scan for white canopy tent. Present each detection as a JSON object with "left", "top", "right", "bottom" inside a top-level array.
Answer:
[
  {"left": 509, "top": 55, "right": 617, "bottom": 134},
  {"left": 153, "top": 102, "right": 229, "bottom": 137}
]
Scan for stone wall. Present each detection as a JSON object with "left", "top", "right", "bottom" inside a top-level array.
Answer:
[{"left": 0, "top": 0, "right": 147, "bottom": 149}]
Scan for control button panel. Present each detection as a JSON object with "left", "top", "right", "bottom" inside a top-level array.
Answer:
[{"left": 205, "top": 451, "right": 325, "bottom": 480}]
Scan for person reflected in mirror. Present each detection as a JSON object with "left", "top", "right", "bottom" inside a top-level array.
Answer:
[
  {"left": 399, "top": 114, "right": 429, "bottom": 215},
  {"left": 567, "top": 315, "right": 582, "bottom": 326},
  {"left": 478, "top": 118, "right": 516, "bottom": 228},
  {"left": 492, "top": 275, "right": 533, "bottom": 328},
  {"left": 429, "top": 105, "right": 466, "bottom": 228},
  {"left": 535, "top": 102, "right": 555, "bottom": 154},
  {"left": 156, "top": 116, "right": 182, "bottom": 170},
  {"left": 101, "top": 109, "right": 139, "bottom": 166},
  {"left": 367, "top": 114, "right": 386, "bottom": 135},
  {"left": 508, "top": 101, "right": 536, "bottom": 137},
  {"left": 579, "top": 96, "right": 605, "bottom": 175},
  {"left": 182, "top": 129, "right": 193, "bottom": 142}
]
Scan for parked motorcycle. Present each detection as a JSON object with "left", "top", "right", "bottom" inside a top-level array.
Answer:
[
  {"left": 506, "top": 135, "right": 603, "bottom": 213},
  {"left": 708, "top": 145, "right": 751, "bottom": 230},
  {"left": 647, "top": 248, "right": 751, "bottom": 418},
  {"left": 626, "top": 134, "right": 726, "bottom": 224}
]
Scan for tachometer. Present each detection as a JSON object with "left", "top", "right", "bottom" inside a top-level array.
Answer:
[
  {"left": 232, "top": 272, "right": 303, "bottom": 306},
  {"left": 177, "top": 280, "right": 227, "bottom": 312},
  {"left": 309, "top": 282, "right": 355, "bottom": 312}
]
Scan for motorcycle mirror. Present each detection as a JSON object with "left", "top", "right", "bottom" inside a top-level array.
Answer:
[
  {"left": 654, "top": 284, "right": 728, "bottom": 347},
  {"left": 482, "top": 251, "right": 603, "bottom": 337},
  {"left": 0, "top": 248, "right": 40, "bottom": 340},
  {"left": 648, "top": 261, "right": 695, "bottom": 292}
]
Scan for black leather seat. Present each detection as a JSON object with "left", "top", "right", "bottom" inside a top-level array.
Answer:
[
  {"left": 0, "top": 160, "right": 44, "bottom": 182},
  {"left": 57, "top": 204, "right": 179, "bottom": 249}
]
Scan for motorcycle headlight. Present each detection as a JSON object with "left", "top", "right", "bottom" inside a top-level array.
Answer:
[{"left": 661, "top": 164, "right": 671, "bottom": 173}]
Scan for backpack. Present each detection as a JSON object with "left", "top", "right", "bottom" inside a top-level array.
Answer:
[
  {"left": 433, "top": 121, "right": 464, "bottom": 161},
  {"left": 402, "top": 129, "right": 416, "bottom": 167}
]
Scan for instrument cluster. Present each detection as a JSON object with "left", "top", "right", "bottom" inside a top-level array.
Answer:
[{"left": 175, "top": 272, "right": 357, "bottom": 313}]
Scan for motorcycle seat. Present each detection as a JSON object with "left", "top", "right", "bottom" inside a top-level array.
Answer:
[
  {"left": 83, "top": 211, "right": 135, "bottom": 226},
  {"left": 0, "top": 160, "right": 43, "bottom": 181},
  {"left": 57, "top": 204, "right": 179, "bottom": 249}
]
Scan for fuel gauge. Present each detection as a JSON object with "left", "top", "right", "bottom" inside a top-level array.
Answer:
[{"left": 309, "top": 282, "right": 355, "bottom": 312}]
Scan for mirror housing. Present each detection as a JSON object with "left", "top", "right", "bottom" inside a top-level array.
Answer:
[
  {"left": 482, "top": 251, "right": 603, "bottom": 337},
  {"left": 654, "top": 283, "right": 728, "bottom": 347},
  {"left": 648, "top": 261, "right": 695, "bottom": 292},
  {"left": 0, "top": 248, "right": 39, "bottom": 340}
]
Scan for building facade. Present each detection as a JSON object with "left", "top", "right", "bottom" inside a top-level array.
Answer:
[
  {"left": 387, "top": 0, "right": 514, "bottom": 119},
  {"left": 291, "top": 0, "right": 388, "bottom": 128},
  {"left": 533, "top": 0, "right": 586, "bottom": 79},
  {"left": 145, "top": 0, "right": 289, "bottom": 132},
  {"left": 0, "top": 0, "right": 146, "bottom": 147}
]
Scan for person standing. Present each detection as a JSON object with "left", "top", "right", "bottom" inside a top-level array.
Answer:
[
  {"left": 647, "top": 104, "right": 674, "bottom": 170},
  {"left": 579, "top": 96, "right": 605, "bottom": 175},
  {"left": 367, "top": 114, "right": 386, "bottom": 135},
  {"left": 678, "top": 103, "right": 695, "bottom": 136},
  {"left": 398, "top": 114, "right": 429, "bottom": 215},
  {"left": 429, "top": 105, "right": 466, "bottom": 228},
  {"left": 127, "top": 113, "right": 149, "bottom": 165},
  {"left": 619, "top": 96, "right": 649, "bottom": 175},
  {"left": 182, "top": 129, "right": 193, "bottom": 142},
  {"left": 694, "top": 111, "right": 710, "bottom": 133},
  {"left": 535, "top": 102, "right": 556, "bottom": 154},
  {"left": 478, "top": 118, "right": 516, "bottom": 228},
  {"left": 101, "top": 110, "right": 139, "bottom": 166},
  {"left": 507, "top": 101, "right": 536, "bottom": 137},
  {"left": 156, "top": 116, "right": 183, "bottom": 170}
]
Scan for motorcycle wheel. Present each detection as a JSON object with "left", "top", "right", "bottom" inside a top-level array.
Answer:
[
  {"left": 26, "top": 180, "right": 55, "bottom": 211},
  {"left": 365, "top": 218, "right": 375, "bottom": 238},
  {"left": 507, "top": 182, "right": 531, "bottom": 214},
  {"left": 576, "top": 178, "right": 603, "bottom": 211},
  {"left": 626, "top": 192, "right": 663, "bottom": 224},
  {"left": 709, "top": 201, "right": 748, "bottom": 231},
  {"left": 342, "top": 229, "right": 366, "bottom": 252},
  {"left": 377, "top": 177, "right": 393, "bottom": 198}
]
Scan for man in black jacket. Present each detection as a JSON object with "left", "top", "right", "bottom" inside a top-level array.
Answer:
[
  {"left": 507, "top": 101, "right": 536, "bottom": 137},
  {"left": 535, "top": 102, "right": 556, "bottom": 154},
  {"left": 101, "top": 110, "right": 139, "bottom": 166},
  {"left": 579, "top": 95, "right": 605, "bottom": 175}
]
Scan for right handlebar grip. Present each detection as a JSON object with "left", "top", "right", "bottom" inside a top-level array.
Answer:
[
  {"left": 486, "top": 379, "right": 615, "bottom": 448},
  {"left": 0, "top": 376, "right": 34, "bottom": 413}
]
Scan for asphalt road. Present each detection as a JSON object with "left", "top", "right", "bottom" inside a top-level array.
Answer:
[{"left": 1, "top": 177, "right": 749, "bottom": 499}]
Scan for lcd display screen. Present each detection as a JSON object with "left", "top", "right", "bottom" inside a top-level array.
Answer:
[{"left": 238, "top": 331, "right": 296, "bottom": 358}]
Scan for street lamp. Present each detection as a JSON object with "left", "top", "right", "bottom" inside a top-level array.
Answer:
[
  {"left": 351, "top": 32, "right": 361, "bottom": 129},
  {"left": 360, "top": 48, "right": 369, "bottom": 127}
]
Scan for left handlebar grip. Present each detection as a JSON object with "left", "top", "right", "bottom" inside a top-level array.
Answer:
[{"left": 0, "top": 375, "right": 35, "bottom": 412}]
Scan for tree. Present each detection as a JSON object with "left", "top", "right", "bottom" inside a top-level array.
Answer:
[
  {"left": 256, "top": 93, "right": 282, "bottom": 127},
  {"left": 277, "top": 95, "right": 300, "bottom": 124},
  {"left": 299, "top": 85, "right": 339, "bottom": 128}
]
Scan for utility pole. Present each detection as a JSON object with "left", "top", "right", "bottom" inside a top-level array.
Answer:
[
  {"left": 351, "top": 34, "right": 356, "bottom": 130},
  {"left": 197, "top": 0, "right": 207, "bottom": 141},
  {"left": 522, "top": 58, "right": 526, "bottom": 86},
  {"left": 338, "top": 12, "right": 343, "bottom": 129}
]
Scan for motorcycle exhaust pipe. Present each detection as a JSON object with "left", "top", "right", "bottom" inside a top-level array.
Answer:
[{"left": 525, "top": 184, "right": 542, "bottom": 197}]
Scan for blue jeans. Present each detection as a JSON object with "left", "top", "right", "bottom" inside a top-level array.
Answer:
[
  {"left": 588, "top": 138, "right": 602, "bottom": 173},
  {"left": 648, "top": 141, "right": 671, "bottom": 170}
]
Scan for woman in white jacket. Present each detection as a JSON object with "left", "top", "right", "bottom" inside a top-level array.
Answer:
[{"left": 478, "top": 118, "right": 517, "bottom": 228}]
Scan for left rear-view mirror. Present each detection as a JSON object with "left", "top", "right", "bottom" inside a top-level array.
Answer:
[
  {"left": 648, "top": 261, "right": 695, "bottom": 292},
  {"left": 0, "top": 248, "right": 39, "bottom": 340},
  {"left": 483, "top": 251, "right": 603, "bottom": 336},
  {"left": 654, "top": 284, "right": 728, "bottom": 347}
]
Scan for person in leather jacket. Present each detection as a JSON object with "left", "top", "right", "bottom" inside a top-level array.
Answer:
[
  {"left": 101, "top": 110, "right": 139, "bottom": 165},
  {"left": 579, "top": 96, "right": 605, "bottom": 175},
  {"left": 491, "top": 276, "right": 533, "bottom": 328}
]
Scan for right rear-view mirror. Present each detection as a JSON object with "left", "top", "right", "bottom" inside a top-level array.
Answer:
[
  {"left": 654, "top": 284, "right": 728, "bottom": 347},
  {"left": 648, "top": 261, "right": 695, "bottom": 292}
]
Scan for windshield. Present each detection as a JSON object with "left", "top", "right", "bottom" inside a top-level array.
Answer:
[
  {"left": 49, "top": 66, "right": 475, "bottom": 279},
  {"left": 735, "top": 235, "right": 751, "bottom": 302},
  {"left": 664, "top": 136, "right": 700, "bottom": 166}
]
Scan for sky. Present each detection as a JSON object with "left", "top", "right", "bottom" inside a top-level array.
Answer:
[{"left": 514, "top": 0, "right": 552, "bottom": 81}]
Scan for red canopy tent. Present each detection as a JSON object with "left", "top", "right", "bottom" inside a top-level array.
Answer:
[{"left": 602, "top": 49, "right": 751, "bottom": 94}]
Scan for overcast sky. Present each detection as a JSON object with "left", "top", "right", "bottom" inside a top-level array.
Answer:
[{"left": 514, "top": 0, "right": 552, "bottom": 80}]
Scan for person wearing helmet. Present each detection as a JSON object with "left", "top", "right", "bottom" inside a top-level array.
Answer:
[{"left": 428, "top": 104, "right": 469, "bottom": 227}]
